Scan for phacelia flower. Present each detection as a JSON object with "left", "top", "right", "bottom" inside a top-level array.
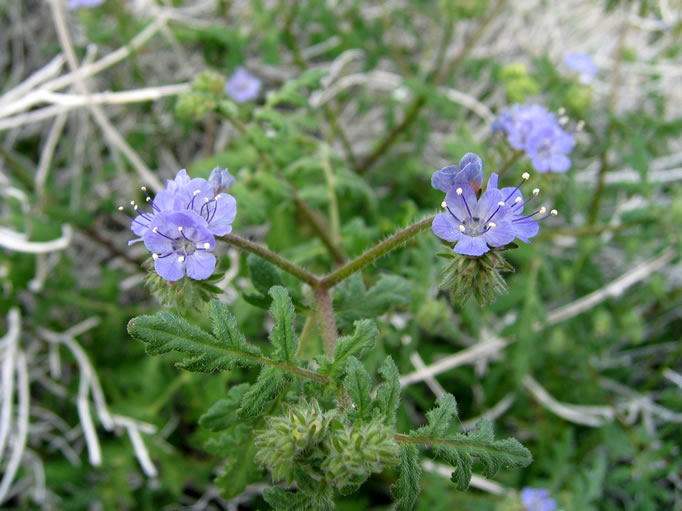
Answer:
[
  {"left": 520, "top": 487, "right": 557, "bottom": 511},
  {"left": 143, "top": 211, "right": 217, "bottom": 281},
  {"left": 431, "top": 153, "right": 484, "bottom": 193},
  {"left": 225, "top": 68, "right": 261, "bottom": 103},
  {"left": 432, "top": 157, "right": 556, "bottom": 256},
  {"left": 120, "top": 167, "right": 237, "bottom": 281},
  {"left": 493, "top": 103, "right": 575, "bottom": 173},
  {"left": 563, "top": 52, "right": 598, "bottom": 84},
  {"left": 69, "top": 0, "right": 105, "bottom": 8}
]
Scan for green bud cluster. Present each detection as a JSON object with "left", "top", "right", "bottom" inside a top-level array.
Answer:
[
  {"left": 175, "top": 70, "right": 227, "bottom": 121},
  {"left": 321, "top": 417, "right": 400, "bottom": 491},
  {"left": 254, "top": 399, "right": 336, "bottom": 485},
  {"left": 501, "top": 63, "right": 539, "bottom": 103},
  {"left": 438, "top": 249, "right": 514, "bottom": 305},
  {"left": 254, "top": 401, "right": 399, "bottom": 494}
]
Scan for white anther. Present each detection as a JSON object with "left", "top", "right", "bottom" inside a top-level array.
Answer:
[
  {"left": 177, "top": 256, "right": 185, "bottom": 263},
  {"left": 203, "top": 242, "right": 210, "bottom": 249},
  {"left": 522, "top": 172, "right": 530, "bottom": 180},
  {"left": 459, "top": 225, "right": 466, "bottom": 232},
  {"left": 152, "top": 227, "right": 158, "bottom": 233},
  {"left": 178, "top": 226, "right": 183, "bottom": 232},
  {"left": 497, "top": 201, "right": 505, "bottom": 206},
  {"left": 456, "top": 188, "right": 463, "bottom": 196},
  {"left": 539, "top": 207, "right": 546, "bottom": 214},
  {"left": 558, "top": 107, "right": 566, "bottom": 115},
  {"left": 551, "top": 209, "right": 558, "bottom": 216},
  {"left": 441, "top": 201, "right": 447, "bottom": 208},
  {"left": 488, "top": 222, "right": 497, "bottom": 228},
  {"left": 133, "top": 205, "right": 139, "bottom": 210},
  {"left": 514, "top": 197, "right": 523, "bottom": 204},
  {"left": 532, "top": 188, "right": 540, "bottom": 195},
  {"left": 576, "top": 120, "right": 585, "bottom": 131},
  {"left": 118, "top": 206, "right": 124, "bottom": 211},
  {"left": 141, "top": 186, "right": 147, "bottom": 191},
  {"left": 215, "top": 194, "right": 222, "bottom": 199},
  {"left": 559, "top": 116, "right": 569, "bottom": 125},
  {"left": 152, "top": 253, "right": 159, "bottom": 260},
  {"left": 146, "top": 197, "right": 151, "bottom": 202},
  {"left": 193, "top": 190, "right": 201, "bottom": 196},
  {"left": 130, "top": 201, "right": 135, "bottom": 205},
  {"left": 204, "top": 198, "right": 210, "bottom": 202}
]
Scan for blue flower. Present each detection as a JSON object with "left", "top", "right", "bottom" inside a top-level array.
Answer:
[
  {"left": 563, "top": 52, "right": 598, "bottom": 84},
  {"left": 520, "top": 487, "right": 557, "bottom": 511},
  {"left": 432, "top": 156, "right": 556, "bottom": 256},
  {"left": 69, "top": 0, "right": 105, "bottom": 8},
  {"left": 525, "top": 124, "right": 574, "bottom": 173},
  {"left": 431, "top": 153, "right": 484, "bottom": 193},
  {"left": 225, "top": 68, "right": 261, "bottom": 103},
  {"left": 143, "top": 211, "right": 217, "bottom": 282},
  {"left": 121, "top": 168, "right": 237, "bottom": 281},
  {"left": 493, "top": 104, "right": 575, "bottom": 173}
]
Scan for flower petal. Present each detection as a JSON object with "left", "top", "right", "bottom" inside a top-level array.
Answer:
[
  {"left": 432, "top": 213, "right": 465, "bottom": 242},
  {"left": 455, "top": 153, "right": 483, "bottom": 192},
  {"left": 454, "top": 236, "right": 489, "bottom": 256},
  {"left": 431, "top": 165, "right": 459, "bottom": 193},
  {"left": 482, "top": 221, "right": 515, "bottom": 247},
  {"left": 512, "top": 220, "right": 540, "bottom": 243},
  {"left": 155, "top": 255, "right": 185, "bottom": 281},
  {"left": 185, "top": 251, "right": 216, "bottom": 280},
  {"left": 444, "top": 184, "right": 477, "bottom": 221},
  {"left": 206, "top": 194, "right": 237, "bottom": 236}
]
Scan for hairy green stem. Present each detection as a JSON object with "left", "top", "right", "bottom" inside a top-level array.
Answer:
[
  {"left": 221, "top": 234, "right": 320, "bottom": 287},
  {"left": 295, "top": 313, "right": 317, "bottom": 359},
  {"left": 315, "top": 287, "right": 339, "bottom": 357},
  {"left": 320, "top": 216, "right": 435, "bottom": 289}
]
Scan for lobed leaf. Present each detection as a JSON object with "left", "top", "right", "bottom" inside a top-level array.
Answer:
[
  {"left": 343, "top": 357, "right": 372, "bottom": 418},
  {"left": 392, "top": 444, "right": 422, "bottom": 511},
  {"left": 334, "top": 274, "right": 410, "bottom": 330},
  {"left": 318, "top": 319, "right": 378, "bottom": 378},
  {"left": 199, "top": 383, "right": 250, "bottom": 431},
  {"left": 238, "top": 367, "right": 290, "bottom": 420},
  {"left": 268, "top": 286, "right": 299, "bottom": 363},
  {"left": 374, "top": 356, "right": 401, "bottom": 425}
]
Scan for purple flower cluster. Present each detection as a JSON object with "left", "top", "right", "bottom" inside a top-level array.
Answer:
[
  {"left": 563, "top": 52, "right": 598, "bottom": 84},
  {"left": 493, "top": 104, "right": 575, "bottom": 173},
  {"left": 521, "top": 487, "right": 557, "bottom": 511},
  {"left": 225, "top": 68, "right": 261, "bottom": 103},
  {"left": 121, "top": 168, "right": 237, "bottom": 281},
  {"left": 432, "top": 153, "right": 556, "bottom": 256}
]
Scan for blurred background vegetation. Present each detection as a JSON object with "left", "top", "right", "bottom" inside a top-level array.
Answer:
[{"left": 1, "top": 0, "right": 681, "bottom": 509}]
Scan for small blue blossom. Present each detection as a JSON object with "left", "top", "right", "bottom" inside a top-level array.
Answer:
[
  {"left": 520, "top": 487, "right": 557, "bottom": 511},
  {"left": 563, "top": 52, "right": 598, "bottom": 84},
  {"left": 69, "top": 0, "right": 105, "bottom": 8},
  {"left": 120, "top": 168, "right": 238, "bottom": 281},
  {"left": 144, "top": 211, "right": 217, "bottom": 282},
  {"left": 225, "top": 68, "right": 261, "bottom": 103},
  {"left": 432, "top": 156, "right": 556, "bottom": 256},
  {"left": 493, "top": 104, "right": 575, "bottom": 173},
  {"left": 431, "top": 153, "right": 484, "bottom": 193}
]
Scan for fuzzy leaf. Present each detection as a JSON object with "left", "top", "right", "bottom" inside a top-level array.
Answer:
[
  {"left": 344, "top": 357, "right": 372, "bottom": 418},
  {"left": 393, "top": 444, "right": 422, "bottom": 511},
  {"left": 268, "top": 286, "right": 298, "bottom": 363},
  {"left": 209, "top": 300, "right": 262, "bottom": 356},
  {"left": 199, "top": 384, "right": 250, "bottom": 431},
  {"left": 210, "top": 424, "right": 262, "bottom": 498},
  {"left": 424, "top": 394, "right": 458, "bottom": 438},
  {"left": 334, "top": 274, "right": 410, "bottom": 329},
  {"left": 248, "top": 253, "right": 284, "bottom": 295},
  {"left": 317, "top": 320, "right": 378, "bottom": 378},
  {"left": 127, "top": 311, "right": 260, "bottom": 372},
  {"left": 264, "top": 486, "right": 334, "bottom": 511},
  {"left": 374, "top": 356, "right": 401, "bottom": 425},
  {"left": 435, "top": 446, "right": 473, "bottom": 491},
  {"left": 238, "top": 367, "right": 289, "bottom": 420}
]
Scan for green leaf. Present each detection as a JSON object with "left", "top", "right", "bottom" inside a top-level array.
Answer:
[
  {"left": 268, "top": 286, "right": 299, "bottom": 363},
  {"left": 334, "top": 274, "right": 411, "bottom": 330},
  {"left": 317, "top": 320, "right": 378, "bottom": 378},
  {"left": 198, "top": 383, "right": 250, "bottom": 431},
  {"left": 238, "top": 367, "right": 289, "bottom": 420},
  {"left": 392, "top": 444, "right": 422, "bottom": 511},
  {"left": 209, "top": 300, "right": 262, "bottom": 356},
  {"left": 374, "top": 356, "right": 401, "bottom": 425},
  {"left": 209, "top": 424, "right": 262, "bottom": 499},
  {"left": 424, "top": 394, "right": 458, "bottom": 438},
  {"left": 435, "top": 446, "right": 473, "bottom": 491},
  {"left": 247, "top": 253, "right": 284, "bottom": 296},
  {"left": 127, "top": 311, "right": 260, "bottom": 372},
  {"left": 264, "top": 486, "right": 334, "bottom": 511},
  {"left": 344, "top": 357, "right": 372, "bottom": 418}
]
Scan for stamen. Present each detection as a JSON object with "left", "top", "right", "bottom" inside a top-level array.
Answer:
[
  {"left": 558, "top": 107, "right": 566, "bottom": 115},
  {"left": 522, "top": 172, "right": 530, "bottom": 180},
  {"left": 456, "top": 188, "right": 473, "bottom": 219},
  {"left": 514, "top": 197, "right": 522, "bottom": 204},
  {"left": 178, "top": 226, "right": 183, "bottom": 231},
  {"left": 140, "top": 187, "right": 160, "bottom": 212},
  {"left": 512, "top": 206, "right": 545, "bottom": 222},
  {"left": 203, "top": 242, "right": 210, "bottom": 249},
  {"left": 152, "top": 253, "right": 159, "bottom": 260},
  {"left": 446, "top": 206, "right": 463, "bottom": 223},
  {"left": 459, "top": 225, "right": 466, "bottom": 232},
  {"left": 177, "top": 255, "right": 185, "bottom": 263},
  {"left": 152, "top": 226, "right": 176, "bottom": 241},
  {"left": 484, "top": 202, "right": 505, "bottom": 224},
  {"left": 576, "top": 120, "right": 585, "bottom": 131},
  {"left": 488, "top": 222, "right": 496, "bottom": 228},
  {"left": 532, "top": 188, "right": 540, "bottom": 196},
  {"left": 441, "top": 201, "right": 447, "bottom": 209},
  {"left": 118, "top": 206, "right": 124, "bottom": 211},
  {"left": 208, "top": 200, "right": 219, "bottom": 223},
  {"left": 551, "top": 209, "right": 558, "bottom": 216},
  {"left": 504, "top": 174, "right": 530, "bottom": 202}
]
